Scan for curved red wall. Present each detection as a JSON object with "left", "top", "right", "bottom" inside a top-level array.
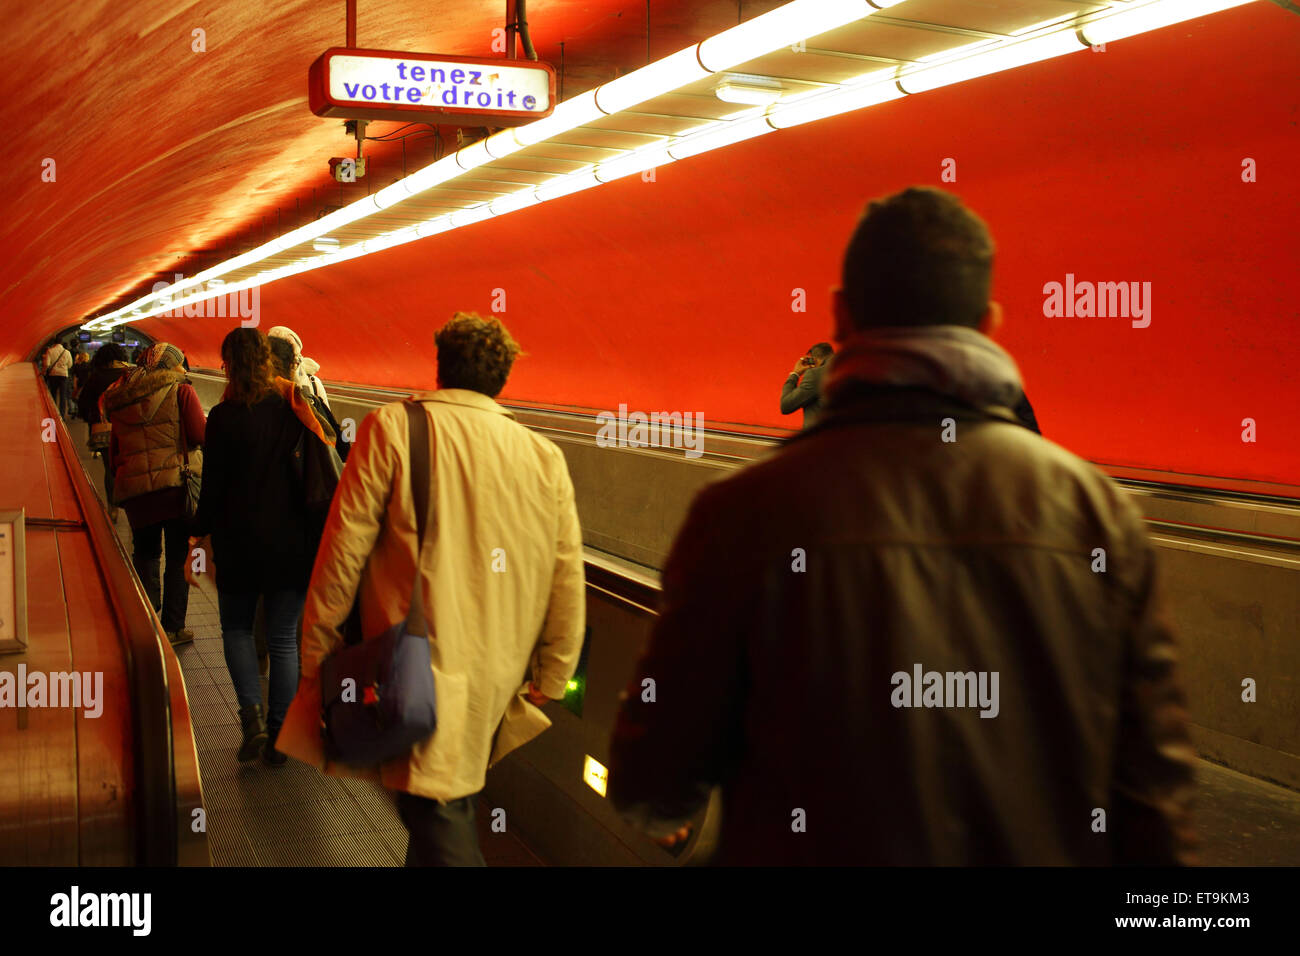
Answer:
[{"left": 141, "top": 3, "right": 1298, "bottom": 486}]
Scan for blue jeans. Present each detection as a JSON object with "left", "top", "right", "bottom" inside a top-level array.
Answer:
[{"left": 218, "top": 589, "right": 305, "bottom": 735}]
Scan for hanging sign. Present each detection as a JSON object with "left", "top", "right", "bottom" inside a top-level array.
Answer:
[{"left": 309, "top": 48, "right": 556, "bottom": 127}]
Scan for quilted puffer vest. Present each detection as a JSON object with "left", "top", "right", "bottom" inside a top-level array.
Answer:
[{"left": 103, "top": 368, "right": 191, "bottom": 503}]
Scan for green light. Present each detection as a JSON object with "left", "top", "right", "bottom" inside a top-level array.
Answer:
[{"left": 566, "top": 680, "right": 579, "bottom": 692}]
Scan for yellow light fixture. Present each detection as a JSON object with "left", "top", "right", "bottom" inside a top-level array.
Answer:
[{"left": 583, "top": 755, "right": 609, "bottom": 798}]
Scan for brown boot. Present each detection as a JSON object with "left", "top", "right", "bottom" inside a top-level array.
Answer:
[{"left": 237, "top": 705, "right": 267, "bottom": 762}]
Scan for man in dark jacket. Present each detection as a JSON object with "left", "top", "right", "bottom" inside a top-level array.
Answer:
[
  {"left": 608, "top": 187, "right": 1195, "bottom": 865},
  {"left": 79, "top": 343, "right": 133, "bottom": 425},
  {"left": 779, "top": 342, "right": 833, "bottom": 428}
]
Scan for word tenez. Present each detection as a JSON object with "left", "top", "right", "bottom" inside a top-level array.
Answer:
[{"left": 890, "top": 663, "right": 1000, "bottom": 718}]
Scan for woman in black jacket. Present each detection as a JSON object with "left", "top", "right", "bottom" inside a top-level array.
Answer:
[{"left": 193, "top": 328, "right": 334, "bottom": 765}]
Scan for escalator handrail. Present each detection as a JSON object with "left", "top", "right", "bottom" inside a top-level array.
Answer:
[
  {"left": 580, "top": 557, "right": 729, "bottom": 865},
  {"left": 1144, "top": 519, "right": 1300, "bottom": 555},
  {"left": 582, "top": 559, "right": 659, "bottom": 616},
  {"left": 189, "top": 369, "right": 1300, "bottom": 506},
  {"left": 37, "top": 366, "right": 179, "bottom": 865}
]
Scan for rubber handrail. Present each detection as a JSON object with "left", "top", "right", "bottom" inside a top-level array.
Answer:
[
  {"left": 188, "top": 369, "right": 1300, "bottom": 507},
  {"left": 36, "top": 366, "right": 178, "bottom": 864}
]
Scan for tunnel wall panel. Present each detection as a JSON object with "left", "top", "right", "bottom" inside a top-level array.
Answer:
[{"left": 137, "top": 3, "right": 1298, "bottom": 486}]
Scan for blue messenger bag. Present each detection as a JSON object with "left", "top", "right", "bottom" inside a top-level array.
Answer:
[{"left": 320, "top": 401, "right": 438, "bottom": 766}]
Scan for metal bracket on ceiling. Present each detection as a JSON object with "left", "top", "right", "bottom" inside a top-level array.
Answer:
[
  {"left": 505, "top": 0, "right": 538, "bottom": 60},
  {"left": 506, "top": 0, "right": 518, "bottom": 59},
  {"left": 346, "top": 119, "right": 369, "bottom": 158}
]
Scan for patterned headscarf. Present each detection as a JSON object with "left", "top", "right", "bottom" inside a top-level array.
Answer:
[
  {"left": 143, "top": 342, "right": 185, "bottom": 371},
  {"left": 267, "top": 326, "right": 304, "bottom": 358},
  {"left": 268, "top": 326, "right": 313, "bottom": 389}
]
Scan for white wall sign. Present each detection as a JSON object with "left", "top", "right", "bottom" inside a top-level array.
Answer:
[{"left": 310, "top": 48, "right": 556, "bottom": 127}]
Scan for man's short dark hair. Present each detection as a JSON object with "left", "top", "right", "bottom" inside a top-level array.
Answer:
[
  {"left": 91, "top": 343, "right": 129, "bottom": 367},
  {"left": 434, "top": 312, "right": 522, "bottom": 397},
  {"left": 841, "top": 187, "right": 994, "bottom": 329},
  {"left": 809, "top": 342, "right": 834, "bottom": 362}
]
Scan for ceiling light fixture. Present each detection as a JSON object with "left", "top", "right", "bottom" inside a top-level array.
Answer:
[{"left": 715, "top": 81, "right": 785, "bottom": 106}]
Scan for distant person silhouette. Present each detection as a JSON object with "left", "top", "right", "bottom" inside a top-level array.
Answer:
[{"left": 780, "top": 342, "right": 834, "bottom": 428}]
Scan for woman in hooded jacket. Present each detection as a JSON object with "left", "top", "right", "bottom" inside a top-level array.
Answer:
[
  {"left": 192, "top": 328, "right": 339, "bottom": 766},
  {"left": 101, "top": 343, "right": 205, "bottom": 645},
  {"left": 267, "top": 326, "right": 331, "bottom": 409}
]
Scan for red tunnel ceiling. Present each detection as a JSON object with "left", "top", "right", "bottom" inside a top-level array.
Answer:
[
  {"left": 2, "top": 0, "right": 785, "bottom": 351},
  {"left": 5, "top": 2, "right": 1299, "bottom": 487}
]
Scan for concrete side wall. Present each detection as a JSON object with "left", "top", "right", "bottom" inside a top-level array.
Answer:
[
  {"left": 192, "top": 377, "right": 1300, "bottom": 789},
  {"left": 551, "top": 437, "right": 1300, "bottom": 791}
]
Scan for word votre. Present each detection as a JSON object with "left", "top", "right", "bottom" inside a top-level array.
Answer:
[
  {"left": 342, "top": 80, "right": 539, "bottom": 110},
  {"left": 890, "top": 663, "right": 1000, "bottom": 718}
]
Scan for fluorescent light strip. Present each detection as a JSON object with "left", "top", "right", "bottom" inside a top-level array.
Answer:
[
  {"left": 362, "top": 227, "right": 422, "bottom": 254},
  {"left": 84, "top": 0, "right": 1253, "bottom": 330},
  {"left": 416, "top": 217, "right": 455, "bottom": 238},
  {"left": 768, "top": 77, "right": 903, "bottom": 128},
  {"left": 667, "top": 116, "right": 775, "bottom": 160},
  {"left": 450, "top": 206, "right": 495, "bottom": 228},
  {"left": 536, "top": 170, "right": 601, "bottom": 202},
  {"left": 1080, "top": 0, "right": 1256, "bottom": 44},
  {"left": 697, "top": 0, "right": 871, "bottom": 72},
  {"left": 594, "top": 47, "right": 710, "bottom": 114},
  {"left": 897, "top": 30, "right": 1086, "bottom": 94},
  {"left": 715, "top": 82, "right": 785, "bottom": 106},
  {"left": 490, "top": 190, "right": 541, "bottom": 216},
  {"left": 595, "top": 145, "right": 676, "bottom": 183},
  {"left": 895, "top": 0, "right": 1255, "bottom": 95}
]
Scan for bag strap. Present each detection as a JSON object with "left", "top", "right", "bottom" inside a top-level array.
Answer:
[
  {"left": 173, "top": 384, "right": 193, "bottom": 472},
  {"left": 404, "top": 400, "right": 434, "bottom": 636}
]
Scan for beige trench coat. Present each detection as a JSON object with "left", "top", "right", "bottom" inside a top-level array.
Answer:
[{"left": 277, "top": 389, "right": 585, "bottom": 801}]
